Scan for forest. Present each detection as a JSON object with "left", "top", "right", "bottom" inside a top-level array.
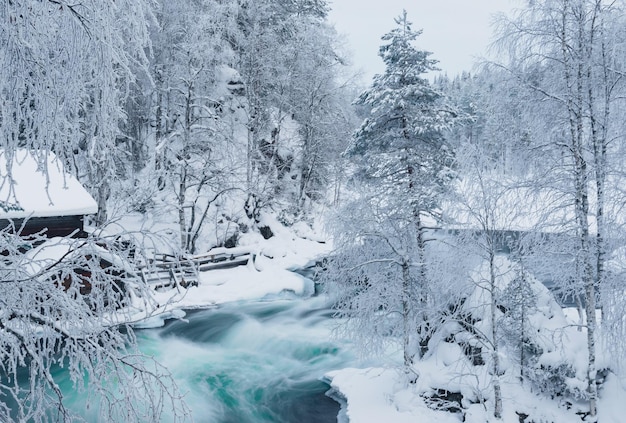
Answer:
[{"left": 1, "top": 0, "right": 626, "bottom": 422}]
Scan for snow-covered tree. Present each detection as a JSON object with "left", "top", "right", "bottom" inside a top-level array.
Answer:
[
  {"left": 0, "top": 2, "right": 190, "bottom": 420},
  {"left": 349, "top": 9, "right": 456, "bottom": 352},
  {"left": 0, "top": 0, "right": 156, "bottom": 225},
  {"left": 231, "top": 0, "right": 347, "bottom": 215},
  {"left": 500, "top": 264, "right": 538, "bottom": 381},
  {"left": 277, "top": 22, "right": 353, "bottom": 215},
  {"left": 446, "top": 146, "right": 522, "bottom": 419},
  {"left": 348, "top": 9, "right": 457, "bottom": 262},
  {"left": 148, "top": 0, "right": 243, "bottom": 253},
  {"left": 326, "top": 11, "right": 459, "bottom": 374},
  {"left": 0, "top": 229, "right": 190, "bottom": 422},
  {"left": 494, "top": 1, "right": 626, "bottom": 418},
  {"left": 141, "top": 0, "right": 350, "bottom": 246},
  {"left": 438, "top": 68, "right": 542, "bottom": 177},
  {"left": 325, "top": 187, "right": 421, "bottom": 370}
]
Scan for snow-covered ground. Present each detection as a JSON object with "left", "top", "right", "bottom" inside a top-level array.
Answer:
[
  {"left": 327, "top": 337, "right": 626, "bottom": 423},
  {"left": 326, "top": 365, "right": 626, "bottom": 423}
]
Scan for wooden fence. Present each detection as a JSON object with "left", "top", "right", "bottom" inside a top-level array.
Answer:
[{"left": 137, "top": 247, "right": 255, "bottom": 291}]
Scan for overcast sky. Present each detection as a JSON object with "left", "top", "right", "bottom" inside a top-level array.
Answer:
[{"left": 328, "top": 0, "right": 518, "bottom": 82}]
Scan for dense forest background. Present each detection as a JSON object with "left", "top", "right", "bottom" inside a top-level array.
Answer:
[{"left": 2, "top": 0, "right": 626, "bottom": 421}]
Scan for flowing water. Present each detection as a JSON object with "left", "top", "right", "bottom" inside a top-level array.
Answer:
[
  {"left": 20, "top": 290, "right": 357, "bottom": 422},
  {"left": 136, "top": 295, "right": 357, "bottom": 422}
]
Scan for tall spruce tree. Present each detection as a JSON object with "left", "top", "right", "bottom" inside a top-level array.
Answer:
[
  {"left": 329, "top": 11, "right": 458, "bottom": 372},
  {"left": 349, "top": 10, "right": 455, "bottom": 201},
  {"left": 349, "top": 10, "right": 457, "bottom": 247},
  {"left": 350, "top": 10, "right": 457, "bottom": 345}
]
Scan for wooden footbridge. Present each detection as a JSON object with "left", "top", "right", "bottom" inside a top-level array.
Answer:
[{"left": 136, "top": 247, "right": 255, "bottom": 291}]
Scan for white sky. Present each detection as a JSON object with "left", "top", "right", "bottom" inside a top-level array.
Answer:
[{"left": 328, "top": 0, "right": 518, "bottom": 82}]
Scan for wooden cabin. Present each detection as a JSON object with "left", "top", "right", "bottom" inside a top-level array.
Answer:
[{"left": 0, "top": 149, "right": 97, "bottom": 238}]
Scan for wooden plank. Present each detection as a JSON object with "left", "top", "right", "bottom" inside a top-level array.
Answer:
[{"left": 196, "top": 255, "right": 251, "bottom": 272}]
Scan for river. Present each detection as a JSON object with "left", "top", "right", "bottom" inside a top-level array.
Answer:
[{"left": 136, "top": 294, "right": 358, "bottom": 422}]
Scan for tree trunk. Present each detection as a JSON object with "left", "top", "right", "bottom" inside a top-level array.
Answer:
[
  {"left": 95, "top": 175, "right": 109, "bottom": 227},
  {"left": 586, "top": 0, "right": 607, "bottom": 323},
  {"left": 155, "top": 68, "right": 164, "bottom": 143},
  {"left": 178, "top": 163, "right": 188, "bottom": 251},
  {"left": 489, "top": 250, "right": 503, "bottom": 419},
  {"left": 179, "top": 83, "right": 192, "bottom": 252},
  {"left": 563, "top": 5, "right": 598, "bottom": 417},
  {"left": 520, "top": 274, "right": 526, "bottom": 381},
  {"left": 415, "top": 212, "right": 429, "bottom": 358},
  {"left": 401, "top": 260, "right": 414, "bottom": 372}
]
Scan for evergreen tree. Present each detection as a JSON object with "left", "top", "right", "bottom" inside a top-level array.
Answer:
[
  {"left": 349, "top": 10, "right": 458, "bottom": 355},
  {"left": 329, "top": 11, "right": 459, "bottom": 373},
  {"left": 348, "top": 8, "right": 457, "bottom": 307},
  {"left": 501, "top": 266, "right": 538, "bottom": 381},
  {"left": 349, "top": 10, "right": 456, "bottom": 213}
]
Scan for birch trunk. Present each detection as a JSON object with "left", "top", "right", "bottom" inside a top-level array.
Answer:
[{"left": 489, "top": 249, "right": 503, "bottom": 419}]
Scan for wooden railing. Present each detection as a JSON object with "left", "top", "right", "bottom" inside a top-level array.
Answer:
[{"left": 137, "top": 247, "right": 256, "bottom": 291}]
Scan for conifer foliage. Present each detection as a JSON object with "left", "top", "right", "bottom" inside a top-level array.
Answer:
[{"left": 349, "top": 10, "right": 456, "bottom": 213}]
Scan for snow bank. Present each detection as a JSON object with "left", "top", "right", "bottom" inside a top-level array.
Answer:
[
  {"left": 326, "top": 367, "right": 461, "bottom": 423},
  {"left": 148, "top": 263, "right": 314, "bottom": 311},
  {"left": 326, "top": 255, "right": 625, "bottom": 423},
  {"left": 123, "top": 214, "right": 331, "bottom": 327},
  {"left": 597, "top": 373, "right": 626, "bottom": 423},
  {"left": 328, "top": 362, "right": 626, "bottom": 423}
]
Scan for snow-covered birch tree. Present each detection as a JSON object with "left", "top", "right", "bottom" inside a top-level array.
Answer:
[
  {"left": 325, "top": 187, "right": 424, "bottom": 375},
  {"left": 493, "top": 1, "right": 626, "bottom": 419},
  {"left": 0, "top": 229, "right": 190, "bottom": 422},
  {"left": 0, "top": 0, "right": 156, "bottom": 225},
  {"left": 149, "top": 0, "right": 242, "bottom": 253},
  {"left": 0, "top": 2, "right": 191, "bottom": 421}
]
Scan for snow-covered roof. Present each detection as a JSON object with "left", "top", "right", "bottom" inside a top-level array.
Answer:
[
  {"left": 443, "top": 175, "right": 626, "bottom": 235},
  {"left": 0, "top": 150, "right": 98, "bottom": 219},
  {"left": 444, "top": 178, "right": 572, "bottom": 233}
]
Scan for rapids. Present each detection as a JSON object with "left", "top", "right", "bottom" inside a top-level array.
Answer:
[{"left": 136, "top": 294, "right": 358, "bottom": 422}]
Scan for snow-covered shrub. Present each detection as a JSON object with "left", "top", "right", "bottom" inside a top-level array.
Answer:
[
  {"left": 0, "top": 231, "right": 187, "bottom": 422},
  {"left": 527, "top": 363, "right": 588, "bottom": 400},
  {"left": 427, "top": 255, "right": 596, "bottom": 409},
  {"left": 500, "top": 271, "right": 543, "bottom": 377}
]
